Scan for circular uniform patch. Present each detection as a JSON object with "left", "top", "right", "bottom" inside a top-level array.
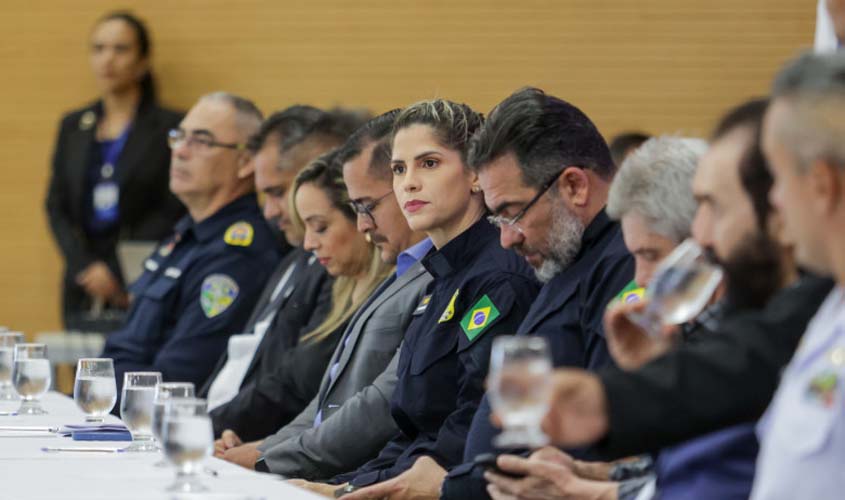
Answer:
[{"left": 200, "top": 274, "right": 240, "bottom": 318}]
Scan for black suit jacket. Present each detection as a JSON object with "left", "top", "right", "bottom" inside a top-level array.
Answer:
[
  {"left": 208, "top": 248, "right": 337, "bottom": 440},
  {"left": 596, "top": 275, "right": 834, "bottom": 459},
  {"left": 45, "top": 95, "right": 185, "bottom": 326}
]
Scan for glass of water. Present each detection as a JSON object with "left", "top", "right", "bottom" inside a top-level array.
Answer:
[
  {"left": 630, "top": 239, "right": 723, "bottom": 336},
  {"left": 0, "top": 332, "right": 25, "bottom": 401},
  {"left": 12, "top": 343, "right": 51, "bottom": 415},
  {"left": 120, "top": 371, "right": 162, "bottom": 452},
  {"left": 73, "top": 358, "right": 117, "bottom": 422},
  {"left": 162, "top": 397, "right": 213, "bottom": 493},
  {"left": 487, "top": 336, "right": 552, "bottom": 449},
  {"left": 152, "top": 382, "right": 195, "bottom": 465}
]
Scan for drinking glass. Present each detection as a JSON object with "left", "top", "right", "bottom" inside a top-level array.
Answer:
[
  {"left": 162, "top": 398, "right": 213, "bottom": 493},
  {"left": 73, "top": 358, "right": 117, "bottom": 422},
  {"left": 630, "top": 239, "right": 723, "bottom": 336},
  {"left": 152, "top": 382, "right": 195, "bottom": 465},
  {"left": 487, "top": 336, "right": 552, "bottom": 448},
  {"left": 0, "top": 332, "right": 25, "bottom": 400},
  {"left": 120, "top": 371, "right": 162, "bottom": 452},
  {"left": 12, "top": 343, "right": 51, "bottom": 415}
]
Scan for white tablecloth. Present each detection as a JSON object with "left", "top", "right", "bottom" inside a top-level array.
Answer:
[{"left": 0, "top": 393, "right": 322, "bottom": 500}]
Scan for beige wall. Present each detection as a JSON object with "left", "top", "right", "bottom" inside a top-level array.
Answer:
[{"left": 0, "top": 0, "right": 815, "bottom": 336}]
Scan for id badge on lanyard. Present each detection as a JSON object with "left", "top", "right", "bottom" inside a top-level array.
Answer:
[{"left": 93, "top": 126, "right": 130, "bottom": 224}]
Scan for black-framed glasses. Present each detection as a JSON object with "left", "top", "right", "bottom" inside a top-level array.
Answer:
[
  {"left": 348, "top": 191, "right": 394, "bottom": 225},
  {"left": 487, "top": 169, "right": 564, "bottom": 233},
  {"left": 167, "top": 129, "right": 247, "bottom": 151}
]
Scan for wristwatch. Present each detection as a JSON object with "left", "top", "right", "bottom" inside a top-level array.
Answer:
[
  {"left": 254, "top": 457, "right": 270, "bottom": 473},
  {"left": 334, "top": 484, "right": 359, "bottom": 498}
]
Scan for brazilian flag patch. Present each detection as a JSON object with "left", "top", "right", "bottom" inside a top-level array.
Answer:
[
  {"left": 610, "top": 280, "right": 645, "bottom": 308},
  {"left": 460, "top": 295, "right": 500, "bottom": 342}
]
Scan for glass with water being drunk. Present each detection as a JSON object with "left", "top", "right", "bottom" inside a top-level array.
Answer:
[
  {"left": 152, "top": 382, "right": 195, "bottom": 465},
  {"left": 487, "top": 335, "right": 553, "bottom": 449},
  {"left": 629, "top": 239, "right": 723, "bottom": 336},
  {"left": 0, "top": 332, "right": 25, "bottom": 401},
  {"left": 12, "top": 343, "right": 51, "bottom": 415},
  {"left": 73, "top": 358, "right": 117, "bottom": 422},
  {"left": 162, "top": 397, "right": 213, "bottom": 493},
  {"left": 120, "top": 371, "right": 162, "bottom": 452}
]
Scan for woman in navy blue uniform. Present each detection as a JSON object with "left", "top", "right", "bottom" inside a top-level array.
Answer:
[
  {"left": 318, "top": 100, "right": 540, "bottom": 497},
  {"left": 45, "top": 12, "right": 184, "bottom": 330}
]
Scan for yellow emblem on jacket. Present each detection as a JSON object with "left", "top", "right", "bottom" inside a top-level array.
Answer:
[
  {"left": 438, "top": 289, "right": 460, "bottom": 323},
  {"left": 224, "top": 221, "right": 254, "bottom": 247}
]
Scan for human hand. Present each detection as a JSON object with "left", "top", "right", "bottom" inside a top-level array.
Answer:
[
  {"left": 604, "top": 300, "right": 678, "bottom": 371},
  {"left": 76, "top": 261, "right": 122, "bottom": 301},
  {"left": 288, "top": 479, "right": 343, "bottom": 498},
  {"left": 340, "top": 456, "right": 446, "bottom": 500},
  {"left": 485, "top": 448, "right": 617, "bottom": 500},
  {"left": 213, "top": 429, "right": 243, "bottom": 457},
  {"left": 222, "top": 442, "right": 261, "bottom": 470},
  {"left": 540, "top": 369, "right": 608, "bottom": 448}
]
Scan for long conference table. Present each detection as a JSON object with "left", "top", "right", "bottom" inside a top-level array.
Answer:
[{"left": 0, "top": 392, "right": 321, "bottom": 499}]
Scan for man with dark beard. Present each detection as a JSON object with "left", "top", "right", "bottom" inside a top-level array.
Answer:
[
  {"left": 435, "top": 87, "right": 635, "bottom": 499},
  {"left": 489, "top": 98, "right": 833, "bottom": 500}
]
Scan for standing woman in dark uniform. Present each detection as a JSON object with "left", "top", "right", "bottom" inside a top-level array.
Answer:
[
  {"left": 45, "top": 12, "right": 184, "bottom": 330},
  {"left": 318, "top": 100, "right": 540, "bottom": 498}
]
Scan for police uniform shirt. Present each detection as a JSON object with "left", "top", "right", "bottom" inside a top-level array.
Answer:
[
  {"left": 441, "top": 210, "right": 634, "bottom": 499},
  {"left": 751, "top": 286, "right": 845, "bottom": 500},
  {"left": 102, "top": 194, "right": 281, "bottom": 396},
  {"left": 334, "top": 217, "right": 540, "bottom": 487}
]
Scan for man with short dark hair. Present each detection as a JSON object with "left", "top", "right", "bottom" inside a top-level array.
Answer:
[{"left": 102, "top": 92, "right": 281, "bottom": 397}]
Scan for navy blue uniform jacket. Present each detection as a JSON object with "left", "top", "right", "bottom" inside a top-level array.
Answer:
[
  {"left": 334, "top": 218, "right": 540, "bottom": 486},
  {"left": 442, "top": 210, "right": 634, "bottom": 499},
  {"left": 102, "top": 194, "right": 281, "bottom": 398}
]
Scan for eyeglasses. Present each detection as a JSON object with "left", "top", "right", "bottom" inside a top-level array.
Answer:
[
  {"left": 348, "top": 191, "right": 394, "bottom": 225},
  {"left": 487, "top": 169, "right": 564, "bottom": 233},
  {"left": 167, "top": 129, "right": 247, "bottom": 151}
]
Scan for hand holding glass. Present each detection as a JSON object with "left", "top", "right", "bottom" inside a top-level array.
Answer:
[
  {"left": 13, "top": 343, "right": 51, "bottom": 415},
  {"left": 0, "top": 332, "right": 25, "bottom": 401},
  {"left": 73, "top": 358, "right": 117, "bottom": 422},
  {"left": 120, "top": 371, "right": 161, "bottom": 452},
  {"left": 630, "top": 239, "right": 723, "bottom": 336},
  {"left": 162, "top": 398, "right": 213, "bottom": 493},
  {"left": 487, "top": 336, "right": 552, "bottom": 449}
]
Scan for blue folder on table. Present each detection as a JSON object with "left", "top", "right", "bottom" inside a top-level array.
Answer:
[{"left": 59, "top": 424, "right": 132, "bottom": 441}]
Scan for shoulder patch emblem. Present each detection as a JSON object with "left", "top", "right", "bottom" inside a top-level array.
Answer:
[
  {"left": 224, "top": 221, "right": 254, "bottom": 247},
  {"left": 438, "top": 289, "right": 460, "bottom": 323},
  {"left": 413, "top": 295, "right": 432, "bottom": 316},
  {"left": 200, "top": 274, "right": 239, "bottom": 318},
  {"left": 460, "top": 294, "right": 501, "bottom": 342},
  {"left": 609, "top": 280, "right": 645, "bottom": 308}
]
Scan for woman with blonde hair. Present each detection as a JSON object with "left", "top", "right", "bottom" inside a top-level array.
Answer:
[{"left": 214, "top": 149, "right": 391, "bottom": 442}]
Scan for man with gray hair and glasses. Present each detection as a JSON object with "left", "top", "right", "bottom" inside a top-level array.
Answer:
[
  {"left": 752, "top": 50, "right": 845, "bottom": 500},
  {"left": 102, "top": 92, "right": 281, "bottom": 399}
]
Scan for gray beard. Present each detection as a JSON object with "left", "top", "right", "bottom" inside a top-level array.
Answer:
[{"left": 534, "top": 203, "right": 585, "bottom": 283}]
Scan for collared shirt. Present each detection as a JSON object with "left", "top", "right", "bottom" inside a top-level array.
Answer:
[
  {"left": 751, "top": 286, "right": 845, "bottom": 500},
  {"left": 102, "top": 194, "right": 281, "bottom": 398},
  {"left": 334, "top": 218, "right": 540, "bottom": 487},
  {"left": 396, "top": 238, "right": 433, "bottom": 278}
]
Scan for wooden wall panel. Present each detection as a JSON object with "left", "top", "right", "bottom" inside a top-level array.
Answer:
[{"left": 0, "top": 0, "right": 815, "bottom": 335}]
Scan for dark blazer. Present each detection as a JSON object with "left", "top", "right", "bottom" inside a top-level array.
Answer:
[
  {"left": 208, "top": 250, "right": 337, "bottom": 440},
  {"left": 199, "top": 248, "right": 326, "bottom": 397},
  {"left": 45, "top": 94, "right": 185, "bottom": 327},
  {"left": 596, "top": 275, "right": 834, "bottom": 459}
]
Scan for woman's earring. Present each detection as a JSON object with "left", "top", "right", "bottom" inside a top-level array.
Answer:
[{"left": 471, "top": 185, "right": 481, "bottom": 193}]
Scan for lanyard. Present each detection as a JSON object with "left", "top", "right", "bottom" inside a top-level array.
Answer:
[{"left": 99, "top": 125, "right": 131, "bottom": 180}]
